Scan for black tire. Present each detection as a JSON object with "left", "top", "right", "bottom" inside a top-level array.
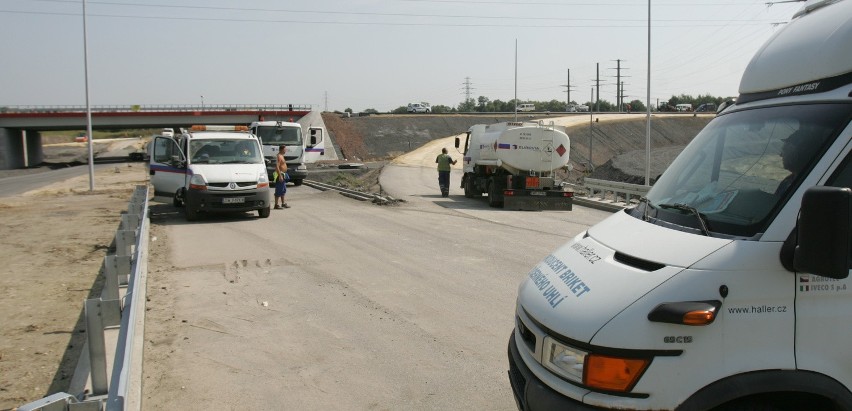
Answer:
[
  {"left": 173, "top": 189, "right": 185, "bottom": 208},
  {"left": 185, "top": 206, "right": 199, "bottom": 221},
  {"left": 293, "top": 179, "right": 303, "bottom": 186},
  {"left": 464, "top": 175, "right": 476, "bottom": 198},
  {"left": 257, "top": 206, "right": 271, "bottom": 218},
  {"left": 487, "top": 179, "right": 503, "bottom": 208}
]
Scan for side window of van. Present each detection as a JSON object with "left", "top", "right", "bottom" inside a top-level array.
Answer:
[
  {"left": 827, "top": 152, "right": 852, "bottom": 189},
  {"left": 153, "top": 137, "right": 176, "bottom": 163}
]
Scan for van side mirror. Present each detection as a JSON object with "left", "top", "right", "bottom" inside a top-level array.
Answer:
[
  {"left": 454, "top": 137, "right": 460, "bottom": 149},
  {"left": 792, "top": 186, "right": 851, "bottom": 279}
]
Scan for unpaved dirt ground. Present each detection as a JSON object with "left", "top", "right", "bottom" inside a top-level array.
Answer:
[{"left": 0, "top": 142, "right": 149, "bottom": 410}]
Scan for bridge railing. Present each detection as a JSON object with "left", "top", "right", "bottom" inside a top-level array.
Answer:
[
  {"left": 18, "top": 185, "right": 150, "bottom": 411},
  {"left": 0, "top": 104, "right": 313, "bottom": 113},
  {"left": 582, "top": 178, "right": 650, "bottom": 208}
]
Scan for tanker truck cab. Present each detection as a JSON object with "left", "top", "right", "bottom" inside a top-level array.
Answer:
[
  {"left": 508, "top": 1, "right": 852, "bottom": 410},
  {"left": 148, "top": 125, "right": 272, "bottom": 221},
  {"left": 250, "top": 120, "right": 326, "bottom": 186}
]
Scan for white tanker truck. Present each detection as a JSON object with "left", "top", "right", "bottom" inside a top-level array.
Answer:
[{"left": 455, "top": 121, "right": 573, "bottom": 210}]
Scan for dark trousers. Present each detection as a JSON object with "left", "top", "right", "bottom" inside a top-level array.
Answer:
[{"left": 438, "top": 171, "right": 451, "bottom": 189}]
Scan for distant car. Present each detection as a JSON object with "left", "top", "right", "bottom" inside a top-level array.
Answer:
[
  {"left": 407, "top": 103, "right": 431, "bottom": 113},
  {"left": 518, "top": 103, "right": 535, "bottom": 112},
  {"left": 695, "top": 103, "right": 717, "bottom": 113},
  {"left": 162, "top": 128, "right": 175, "bottom": 138}
]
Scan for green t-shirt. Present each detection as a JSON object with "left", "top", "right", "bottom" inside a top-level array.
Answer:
[{"left": 436, "top": 153, "right": 454, "bottom": 171}]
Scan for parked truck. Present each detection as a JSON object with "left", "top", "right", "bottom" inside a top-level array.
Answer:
[
  {"left": 508, "top": 1, "right": 852, "bottom": 409},
  {"left": 249, "top": 120, "right": 326, "bottom": 186},
  {"left": 455, "top": 121, "right": 573, "bottom": 210}
]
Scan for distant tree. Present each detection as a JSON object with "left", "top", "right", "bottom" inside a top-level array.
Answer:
[
  {"left": 362, "top": 108, "right": 379, "bottom": 114},
  {"left": 539, "top": 99, "right": 566, "bottom": 112},
  {"left": 430, "top": 105, "right": 453, "bottom": 114},
  {"left": 391, "top": 106, "right": 408, "bottom": 114},
  {"left": 457, "top": 98, "right": 476, "bottom": 112},
  {"left": 344, "top": 108, "right": 353, "bottom": 113},
  {"left": 477, "top": 96, "right": 490, "bottom": 112},
  {"left": 626, "top": 99, "right": 646, "bottom": 112}
]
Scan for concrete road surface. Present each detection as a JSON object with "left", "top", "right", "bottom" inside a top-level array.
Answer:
[{"left": 142, "top": 139, "right": 613, "bottom": 410}]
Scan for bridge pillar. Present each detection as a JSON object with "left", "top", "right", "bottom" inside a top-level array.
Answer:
[{"left": 0, "top": 128, "right": 43, "bottom": 170}]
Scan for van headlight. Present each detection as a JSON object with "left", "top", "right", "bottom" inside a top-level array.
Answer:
[
  {"left": 189, "top": 174, "right": 207, "bottom": 190},
  {"left": 258, "top": 172, "right": 269, "bottom": 188},
  {"left": 542, "top": 337, "right": 587, "bottom": 383},
  {"left": 542, "top": 337, "right": 650, "bottom": 392}
]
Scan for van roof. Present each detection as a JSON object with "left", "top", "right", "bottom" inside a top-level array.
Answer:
[{"left": 738, "top": 0, "right": 852, "bottom": 101}]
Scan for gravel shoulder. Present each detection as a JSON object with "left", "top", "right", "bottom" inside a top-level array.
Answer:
[{"left": 0, "top": 147, "right": 149, "bottom": 409}]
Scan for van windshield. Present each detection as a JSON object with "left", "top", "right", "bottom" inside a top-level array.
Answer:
[
  {"left": 254, "top": 126, "right": 302, "bottom": 145},
  {"left": 189, "top": 139, "right": 263, "bottom": 164},
  {"left": 630, "top": 103, "right": 849, "bottom": 238}
]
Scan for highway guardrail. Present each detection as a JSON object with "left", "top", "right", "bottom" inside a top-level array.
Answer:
[{"left": 18, "top": 185, "right": 150, "bottom": 411}]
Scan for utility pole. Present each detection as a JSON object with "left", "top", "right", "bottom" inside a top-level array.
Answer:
[
  {"left": 462, "top": 77, "right": 474, "bottom": 109},
  {"left": 616, "top": 59, "right": 621, "bottom": 111},
  {"left": 595, "top": 63, "right": 600, "bottom": 113},
  {"left": 560, "top": 68, "right": 575, "bottom": 112},
  {"left": 589, "top": 87, "right": 594, "bottom": 172},
  {"left": 608, "top": 59, "right": 629, "bottom": 112},
  {"left": 324, "top": 91, "right": 328, "bottom": 112}
]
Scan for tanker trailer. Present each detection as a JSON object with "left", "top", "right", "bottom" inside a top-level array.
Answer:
[{"left": 454, "top": 121, "right": 573, "bottom": 210}]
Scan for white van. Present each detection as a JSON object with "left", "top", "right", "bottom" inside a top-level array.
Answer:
[
  {"left": 509, "top": 1, "right": 852, "bottom": 410},
  {"left": 518, "top": 103, "right": 536, "bottom": 112},
  {"left": 676, "top": 103, "right": 693, "bottom": 112},
  {"left": 148, "top": 125, "right": 272, "bottom": 221}
]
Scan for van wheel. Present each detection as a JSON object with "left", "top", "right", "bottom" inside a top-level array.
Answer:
[
  {"left": 293, "top": 179, "right": 303, "bottom": 186},
  {"left": 258, "top": 206, "right": 271, "bottom": 218},
  {"left": 185, "top": 206, "right": 199, "bottom": 221},
  {"left": 173, "top": 189, "right": 185, "bottom": 208}
]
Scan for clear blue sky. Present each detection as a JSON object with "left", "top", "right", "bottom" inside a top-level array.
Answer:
[{"left": 0, "top": 0, "right": 802, "bottom": 112}]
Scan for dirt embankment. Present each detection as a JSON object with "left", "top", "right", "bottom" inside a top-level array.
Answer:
[{"left": 322, "top": 113, "right": 713, "bottom": 182}]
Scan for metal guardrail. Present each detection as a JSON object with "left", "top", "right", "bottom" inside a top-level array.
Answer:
[
  {"left": 19, "top": 185, "right": 150, "bottom": 411},
  {"left": 583, "top": 178, "right": 650, "bottom": 208}
]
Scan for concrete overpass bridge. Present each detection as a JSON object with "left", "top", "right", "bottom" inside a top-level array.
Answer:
[{"left": 0, "top": 104, "right": 313, "bottom": 169}]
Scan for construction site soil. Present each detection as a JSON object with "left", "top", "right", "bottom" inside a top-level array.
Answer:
[{"left": 321, "top": 112, "right": 713, "bottom": 185}]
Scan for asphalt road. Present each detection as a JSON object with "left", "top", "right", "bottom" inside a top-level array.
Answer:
[
  {"left": 141, "top": 166, "right": 613, "bottom": 410},
  {"left": 0, "top": 163, "right": 114, "bottom": 197}
]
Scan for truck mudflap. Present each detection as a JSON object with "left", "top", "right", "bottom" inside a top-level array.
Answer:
[{"left": 503, "top": 189, "right": 573, "bottom": 211}]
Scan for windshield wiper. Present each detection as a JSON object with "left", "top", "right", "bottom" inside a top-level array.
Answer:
[
  {"left": 637, "top": 197, "right": 651, "bottom": 221},
  {"left": 658, "top": 203, "right": 711, "bottom": 236}
]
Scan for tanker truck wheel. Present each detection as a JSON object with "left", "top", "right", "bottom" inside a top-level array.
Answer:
[
  {"left": 464, "top": 175, "right": 476, "bottom": 199},
  {"left": 487, "top": 179, "right": 503, "bottom": 208}
]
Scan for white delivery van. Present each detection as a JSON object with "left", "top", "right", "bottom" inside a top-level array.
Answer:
[
  {"left": 148, "top": 125, "right": 272, "bottom": 221},
  {"left": 508, "top": 1, "right": 852, "bottom": 410},
  {"left": 518, "top": 103, "right": 536, "bottom": 112}
]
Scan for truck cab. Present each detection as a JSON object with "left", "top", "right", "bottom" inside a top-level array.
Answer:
[
  {"left": 509, "top": 1, "right": 852, "bottom": 410},
  {"left": 249, "top": 120, "right": 326, "bottom": 186},
  {"left": 148, "top": 125, "right": 272, "bottom": 221}
]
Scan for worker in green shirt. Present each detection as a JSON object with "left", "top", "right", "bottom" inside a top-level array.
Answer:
[{"left": 435, "top": 147, "right": 457, "bottom": 197}]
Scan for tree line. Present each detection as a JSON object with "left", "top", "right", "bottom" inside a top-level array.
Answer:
[{"left": 341, "top": 93, "right": 734, "bottom": 115}]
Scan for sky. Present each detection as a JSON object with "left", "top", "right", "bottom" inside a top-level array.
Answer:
[{"left": 0, "top": 0, "right": 804, "bottom": 112}]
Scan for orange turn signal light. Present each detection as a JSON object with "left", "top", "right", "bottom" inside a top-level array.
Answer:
[{"left": 585, "top": 354, "right": 650, "bottom": 392}]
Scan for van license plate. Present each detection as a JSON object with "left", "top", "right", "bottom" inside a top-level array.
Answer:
[
  {"left": 530, "top": 191, "right": 546, "bottom": 196},
  {"left": 223, "top": 197, "right": 245, "bottom": 204}
]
